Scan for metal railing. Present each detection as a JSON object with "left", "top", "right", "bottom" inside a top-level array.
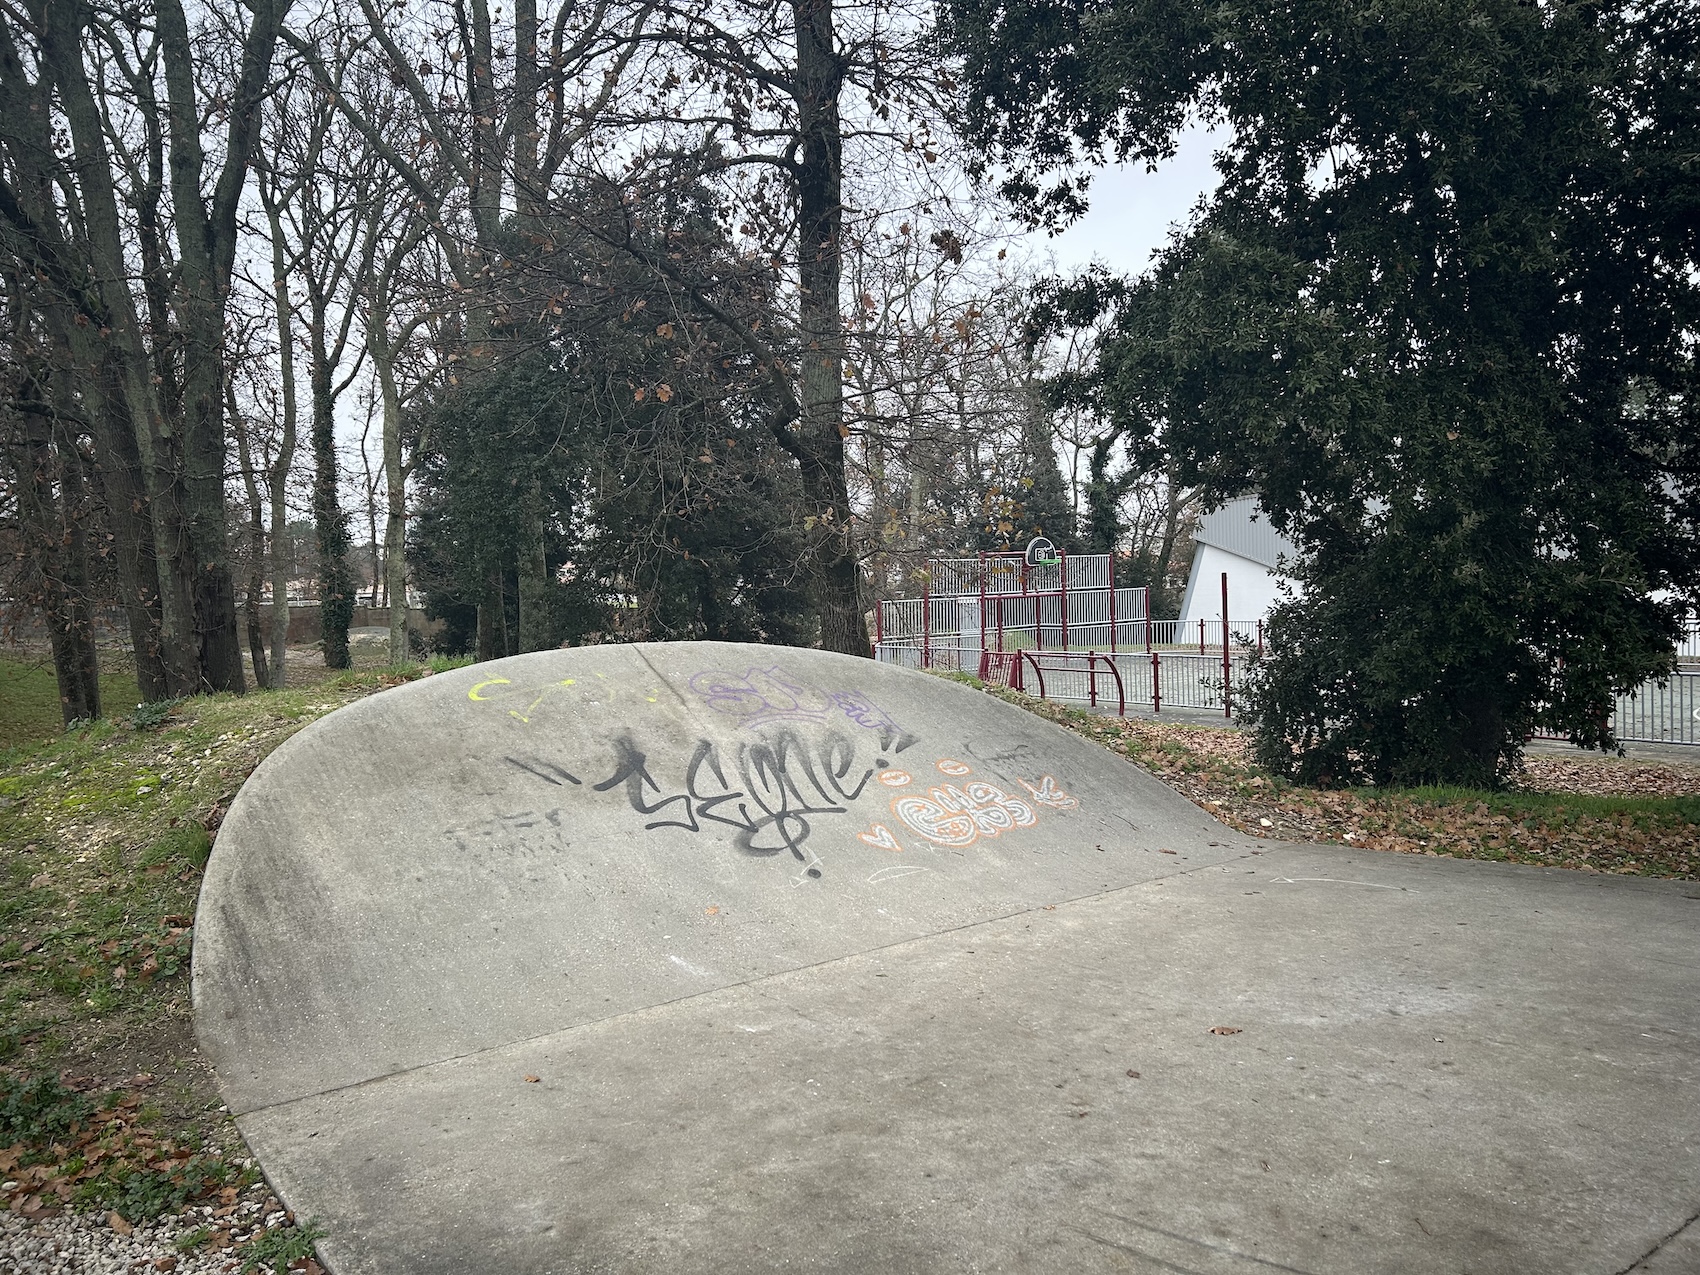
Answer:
[
  {"left": 888, "top": 632, "right": 1699, "bottom": 744},
  {"left": 1554, "top": 671, "right": 1700, "bottom": 747}
]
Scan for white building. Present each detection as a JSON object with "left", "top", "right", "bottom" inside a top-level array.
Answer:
[{"left": 1177, "top": 495, "right": 1297, "bottom": 624}]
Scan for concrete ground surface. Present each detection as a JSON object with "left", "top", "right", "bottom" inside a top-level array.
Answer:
[{"left": 194, "top": 644, "right": 1700, "bottom": 1275}]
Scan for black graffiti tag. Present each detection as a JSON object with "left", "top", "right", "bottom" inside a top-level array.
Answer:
[{"left": 505, "top": 728, "right": 897, "bottom": 879}]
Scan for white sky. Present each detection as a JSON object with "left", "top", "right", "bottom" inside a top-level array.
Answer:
[{"left": 1023, "top": 123, "right": 1222, "bottom": 278}]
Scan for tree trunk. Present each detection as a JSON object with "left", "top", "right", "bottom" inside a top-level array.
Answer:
[
  {"left": 263, "top": 196, "right": 297, "bottom": 683},
  {"left": 1151, "top": 467, "right": 1187, "bottom": 619},
  {"left": 158, "top": 0, "right": 277, "bottom": 695},
  {"left": 517, "top": 477, "right": 551, "bottom": 652},
  {"left": 309, "top": 297, "right": 354, "bottom": 670},
  {"left": 3, "top": 386, "right": 100, "bottom": 725},
  {"left": 792, "top": 0, "right": 869, "bottom": 656},
  {"left": 379, "top": 355, "right": 410, "bottom": 663},
  {"left": 30, "top": 0, "right": 201, "bottom": 696},
  {"left": 52, "top": 425, "right": 102, "bottom": 723},
  {"left": 230, "top": 384, "right": 273, "bottom": 689}
]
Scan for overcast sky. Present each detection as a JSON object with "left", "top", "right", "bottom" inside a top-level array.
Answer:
[{"left": 1023, "top": 123, "right": 1223, "bottom": 279}]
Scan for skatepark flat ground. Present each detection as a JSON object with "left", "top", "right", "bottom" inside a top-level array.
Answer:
[{"left": 193, "top": 644, "right": 1700, "bottom": 1274}]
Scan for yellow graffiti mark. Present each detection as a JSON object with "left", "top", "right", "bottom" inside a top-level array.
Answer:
[
  {"left": 509, "top": 678, "right": 580, "bottom": 724},
  {"left": 469, "top": 671, "right": 661, "bottom": 721}
]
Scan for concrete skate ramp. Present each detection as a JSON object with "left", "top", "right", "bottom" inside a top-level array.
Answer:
[{"left": 195, "top": 643, "right": 1700, "bottom": 1275}]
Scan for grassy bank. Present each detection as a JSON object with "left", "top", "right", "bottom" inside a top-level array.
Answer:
[
  {"left": 0, "top": 655, "right": 141, "bottom": 751},
  {"left": 0, "top": 650, "right": 449, "bottom": 1255}
]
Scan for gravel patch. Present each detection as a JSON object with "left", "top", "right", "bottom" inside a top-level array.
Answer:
[{"left": 1, "top": 1189, "right": 317, "bottom": 1275}]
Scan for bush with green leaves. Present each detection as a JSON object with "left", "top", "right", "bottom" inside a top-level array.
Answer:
[
  {"left": 0, "top": 1073, "right": 92, "bottom": 1147},
  {"left": 954, "top": 0, "right": 1700, "bottom": 785}
]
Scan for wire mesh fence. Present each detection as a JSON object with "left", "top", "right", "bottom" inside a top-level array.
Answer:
[{"left": 1535, "top": 672, "right": 1700, "bottom": 747}]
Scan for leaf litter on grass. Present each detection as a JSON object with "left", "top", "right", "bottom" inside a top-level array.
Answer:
[{"left": 954, "top": 679, "right": 1699, "bottom": 880}]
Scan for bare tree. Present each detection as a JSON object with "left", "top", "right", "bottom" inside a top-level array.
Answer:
[{"left": 0, "top": 0, "right": 294, "bottom": 698}]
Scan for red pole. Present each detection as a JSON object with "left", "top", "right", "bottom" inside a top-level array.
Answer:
[
  {"left": 1087, "top": 650, "right": 1098, "bottom": 708},
  {"left": 1151, "top": 649, "right": 1161, "bottom": 713},
  {"left": 1221, "top": 571, "right": 1231, "bottom": 718},
  {"left": 1199, "top": 618, "right": 1205, "bottom": 655}
]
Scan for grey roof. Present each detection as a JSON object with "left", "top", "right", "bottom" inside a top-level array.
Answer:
[{"left": 1193, "top": 496, "right": 1297, "bottom": 571}]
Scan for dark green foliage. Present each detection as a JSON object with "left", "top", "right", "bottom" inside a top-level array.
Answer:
[
  {"left": 952, "top": 0, "right": 1700, "bottom": 785},
  {"left": 130, "top": 699, "right": 182, "bottom": 731},
  {"left": 410, "top": 349, "right": 599, "bottom": 655},
  {"left": 75, "top": 1154, "right": 247, "bottom": 1223},
  {"left": 240, "top": 1219, "right": 328, "bottom": 1273},
  {"left": 411, "top": 192, "right": 816, "bottom": 651},
  {"left": 0, "top": 1073, "right": 91, "bottom": 1147}
]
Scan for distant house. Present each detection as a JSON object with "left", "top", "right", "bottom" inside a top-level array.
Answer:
[{"left": 1177, "top": 495, "right": 1297, "bottom": 623}]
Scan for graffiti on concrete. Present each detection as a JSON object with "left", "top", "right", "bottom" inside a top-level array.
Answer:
[
  {"left": 504, "top": 727, "right": 900, "bottom": 878},
  {"left": 689, "top": 667, "right": 917, "bottom": 753},
  {"left": 468, "top": 666, "right": 1078, "bottom": 881},
  {"left": 867, "top": 759, "right": 1078, "bottom": 852}
]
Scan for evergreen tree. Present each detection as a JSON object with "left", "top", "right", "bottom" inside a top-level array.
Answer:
[{"left": 951, "top": 0, "right": 1700, "bottom": 785}]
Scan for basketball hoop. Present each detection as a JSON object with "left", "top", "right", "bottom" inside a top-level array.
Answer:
[{"left": 1024, "top": 536, "right": 1060, "bottom": 567}]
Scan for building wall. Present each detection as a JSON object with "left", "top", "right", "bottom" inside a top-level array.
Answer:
[{"left": 1177, "top": 543, "right": 1289, "bottom": 622}]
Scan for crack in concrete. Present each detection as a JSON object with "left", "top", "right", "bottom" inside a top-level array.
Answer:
[{"left": 1612, "top": 1205, "right": 1700, "bottom": 1275}]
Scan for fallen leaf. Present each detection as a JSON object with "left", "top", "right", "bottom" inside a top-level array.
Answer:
[
  {"left": 1157, "top": 848, "right": 1177, "bottom": 855},
  {"left": 107, "top": 1210, "right": 133, "bottom": 1235},
  {"left": 705, "top": 905, "right": 719, "bottom": 915},
  {"left": 1209, "top": 1026, "right": 1243, "bottom": 1036},
  {"left": 1125, "top": 1070, "right": 1141, "bottom": 1079},
  {"left": 524, "top": 1075, "right": 541, "bottom": 1083}
]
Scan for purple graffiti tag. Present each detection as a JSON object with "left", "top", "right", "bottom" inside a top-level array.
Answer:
[{"left": 689, "top": 667, "right": 917, "bottom": 753}]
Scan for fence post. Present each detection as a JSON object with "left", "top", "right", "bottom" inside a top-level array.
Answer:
[
  {"left": 1199, "top": 619, "right": 1205, "bottom": 654},
  {"left": 1087, "top": 651, "right": 1098, "bottom": 708},
  {"left": 1060, "top": 550, "right": 1070, "bottom": 651},
  {"left": 1151, "top": 649, "right": 1161, "bottom": 713},
  {"left": 922, "top": 579, "right": 931, "bottom": 670},
  {"left": 977, "top": 550, "right": 987, "bottom": 661},
  {"left": 1221, "top": 571, "right": 1231, "bottom": 718},
  {"left": 1108, "top": 553, "right": 1117, "bottom": 653}
]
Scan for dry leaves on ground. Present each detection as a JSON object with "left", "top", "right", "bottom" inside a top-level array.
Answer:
[{"left": 979, "top": 687, "right": 1700, "bottom": 880}]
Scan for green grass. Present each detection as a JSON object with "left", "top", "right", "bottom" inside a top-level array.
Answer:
[
  {"left": 0, "top": 655, "right": 140, "bottom": 751},
  {"left": 0, "top": 658, "right": 458, "bottom": 1224},
  {"left": 0, "top": 662, "right": 445, "bottom": 1128},
  {"left": 1391, "top": 784, "right": 1700, "bottom": 827}
]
